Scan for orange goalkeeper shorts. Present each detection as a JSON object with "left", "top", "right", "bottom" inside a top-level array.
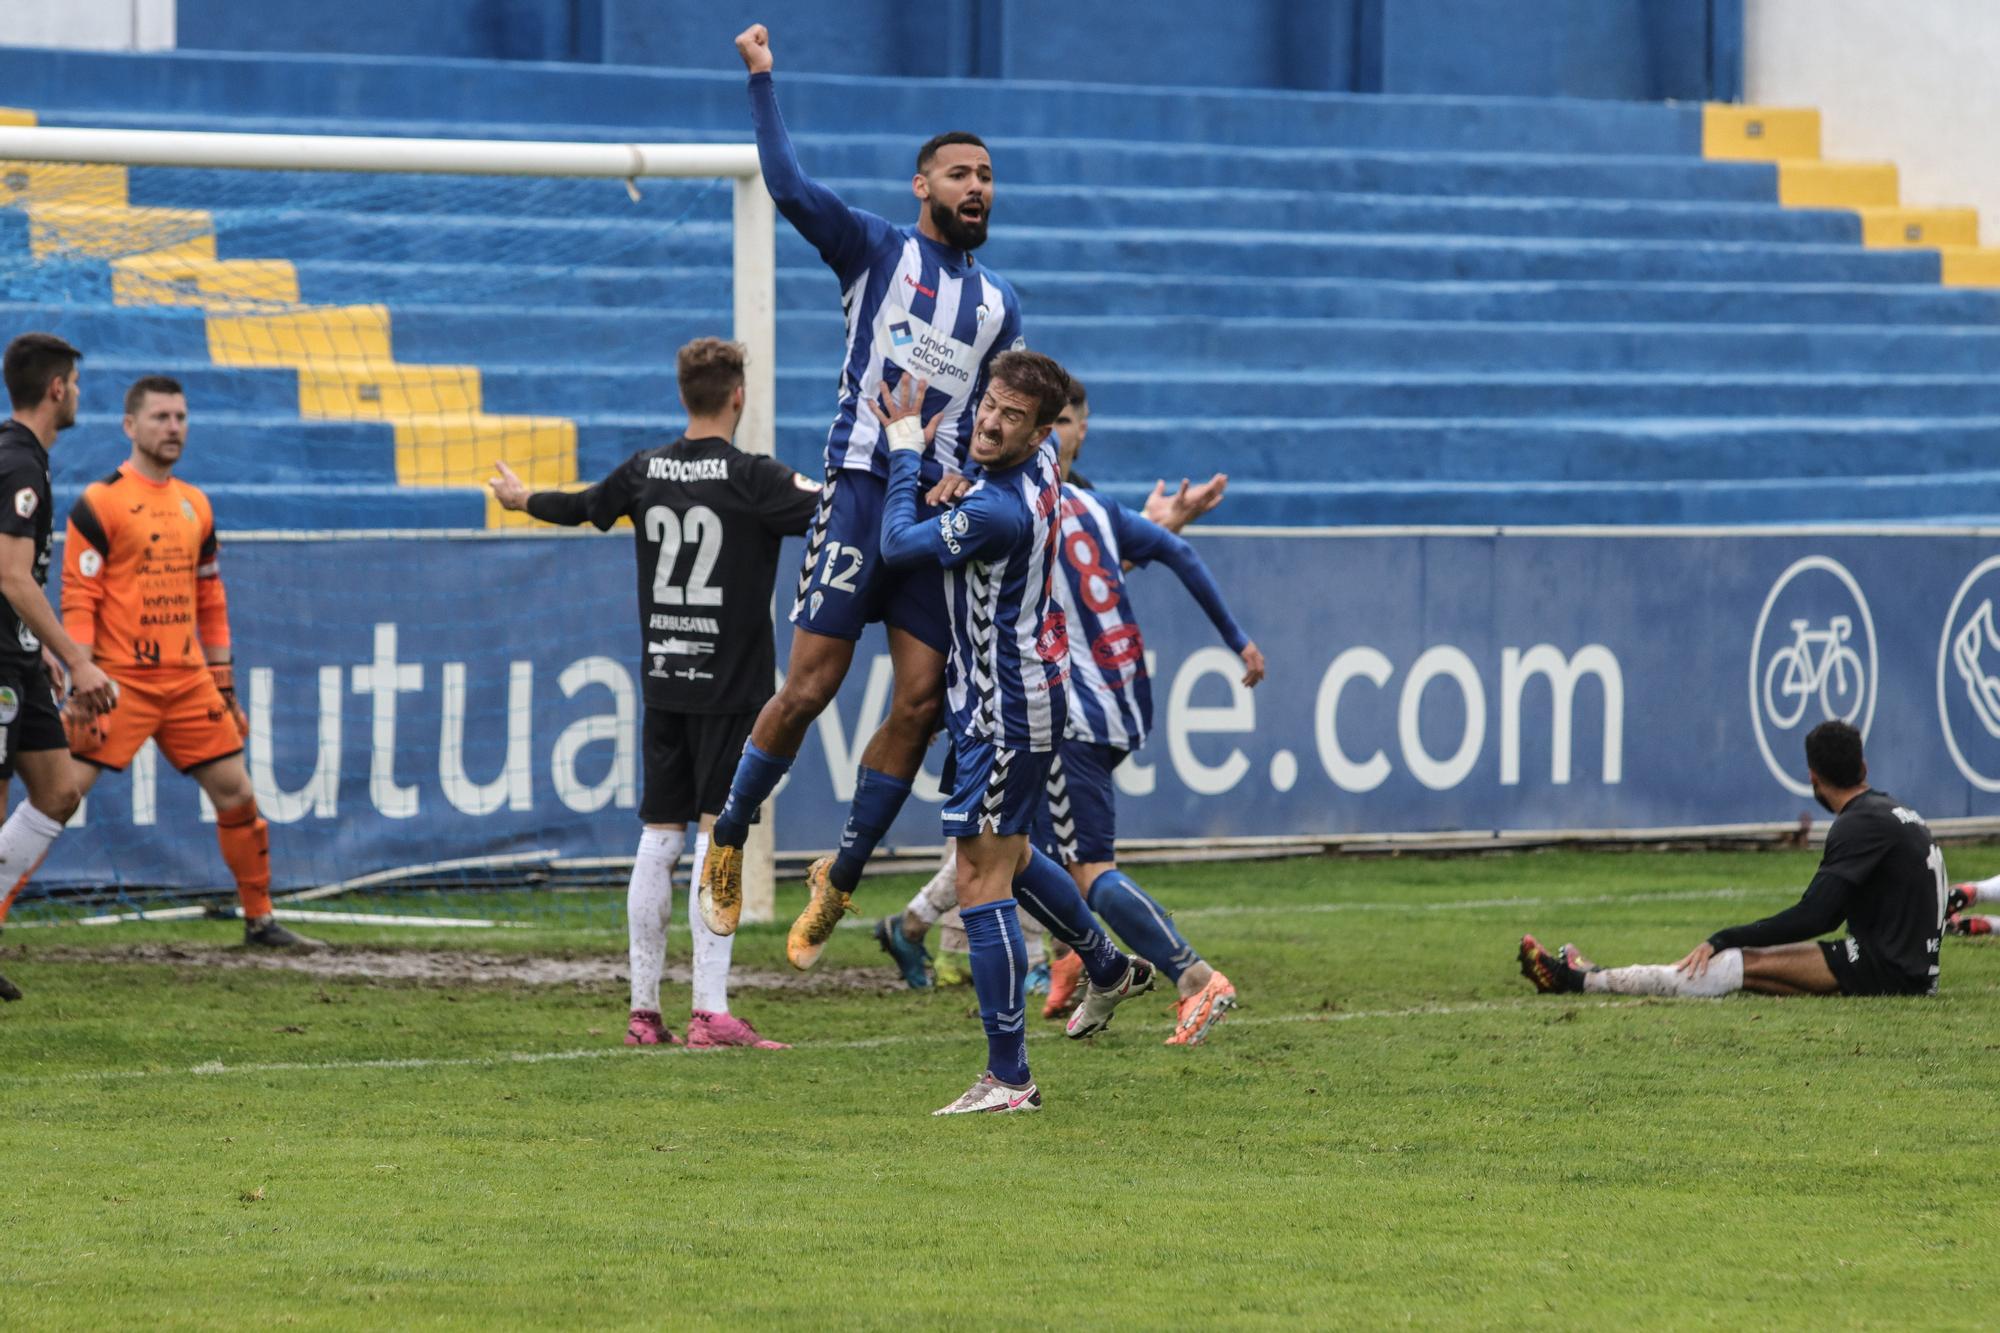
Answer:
[{"left": 76, "top": 667, "right": 244, "bottom": 773}]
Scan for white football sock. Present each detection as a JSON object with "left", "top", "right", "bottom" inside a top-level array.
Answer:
[
  {"left": 906, "top": 841, "right": 958, "bottom": 924},
  {"left": 1972, "top": 874, "right": 2000, "bottom": 901},
  {"left": 688, "top": 831, "right": 732, "bottom": 1014},
  {"left": 626, "top": 826, "right": 682, "bottom": 1013},
  {"left": 0, "top": 800, "right": 64, "bottom": 923},
  {"left": 1583, "top": 949, "right": 1743, "bottom": 998}
]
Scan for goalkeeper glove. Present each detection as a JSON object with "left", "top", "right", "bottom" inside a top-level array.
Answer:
[
  {"left": 62, "top": 705, "right": 106, "bottom": 757},
  {"left": 211, "top": 663, "right": 250, "bottom": 740}
]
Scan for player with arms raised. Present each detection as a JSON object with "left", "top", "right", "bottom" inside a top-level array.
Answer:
[
  {"left": 491, "top": 337, "right": 818, "bottom": 1049},
  {"left": 58, "top": 376, "right": 312, "bottom": 948},
  {"left": 878, "top": 352, "right": 1153, "bottom": 1115},
  {"left": 699, "top": 24, "right": 1027, "bottom": 968},
  {"left": 0, "top": 334, "right": 118, "bottom": 1000}
]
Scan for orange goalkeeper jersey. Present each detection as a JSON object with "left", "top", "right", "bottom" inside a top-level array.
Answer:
[{"left": 61, "top": 465, "right": 230, "bottom": 671}]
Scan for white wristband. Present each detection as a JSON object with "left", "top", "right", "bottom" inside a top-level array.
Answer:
[{"left": 885, "top": 416, "right": 925, "bottom": 454}]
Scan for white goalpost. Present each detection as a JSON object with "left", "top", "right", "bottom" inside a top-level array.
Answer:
[{"left": 0, "top": 123, "right": 783, "bottom": 923}]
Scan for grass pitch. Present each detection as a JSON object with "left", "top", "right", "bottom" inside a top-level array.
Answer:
[{"left": 3, "top": 846, "right": 1998, "bottom": 1330}]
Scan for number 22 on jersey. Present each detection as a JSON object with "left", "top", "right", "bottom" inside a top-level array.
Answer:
[{"left": 644, "top": 504, "right": 724, "bottom": 607}]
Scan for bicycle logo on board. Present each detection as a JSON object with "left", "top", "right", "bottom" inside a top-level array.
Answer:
[{"left": 1748, "top": 556, "right": 1877, "bottom": 798}]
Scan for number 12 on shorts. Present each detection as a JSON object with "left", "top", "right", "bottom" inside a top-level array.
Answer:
[{"left": 819, "top": 541, "right": 863, "bottom": 594}]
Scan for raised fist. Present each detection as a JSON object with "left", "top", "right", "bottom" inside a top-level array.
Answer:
[{"left": 735, "top": 24, "right": 773, "bottom": 75}]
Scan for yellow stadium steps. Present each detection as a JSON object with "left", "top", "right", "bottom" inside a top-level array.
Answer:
[
  {"left": 1938, "top": 247, "right": 2000, "bottom": 287},
  {"left": 112, "top": 255, "right": 302, "bottom": 308},
  {"left": 26, "top": 201, "right": 213, "bottom": 261},
  {"left": 298, "top": 363, "right": 483, "bottom": 419},
  {"left": 206, "top": 304, "right": 395, "bottom": 367},
  {"left": 0, "top": 159, "right": 129, "bottom": 209},
  {"left": 392, "top": 414, "right": 576, "bottom": 489},
  {"left": 1776, "top": 160, "right": 1899, "bottom": 209},
  {"left": 1856, "top": 206, "right": 1980, "bottom": 249},
  {"left": 1703, "top": 105, "right": 1820, "bottom": 161}
]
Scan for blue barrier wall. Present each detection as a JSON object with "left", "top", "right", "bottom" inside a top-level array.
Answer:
[
  {"left": 34, "top": 526, "right": 2000, "bottom": 891},
  {"left": 172, "top": 0, "right": 1739, "bottom": 99}
]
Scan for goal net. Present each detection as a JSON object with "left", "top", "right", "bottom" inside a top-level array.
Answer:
[{"left": 0, "top": 124, "right": 780, "bottom": 930}]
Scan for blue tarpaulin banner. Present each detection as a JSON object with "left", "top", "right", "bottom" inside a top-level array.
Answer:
[{"left": 34, "top": 526, "right": 2000, "bottom": 889}]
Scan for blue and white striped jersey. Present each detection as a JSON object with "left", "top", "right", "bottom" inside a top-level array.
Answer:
[
  {"left": 881, "top": 440, "right": 1070, "bottom": 753},
  {"left": 751, "top": 74, "right": 1024, "bottom": 485},
  {"left": 1053, "top": 485, "right": 1251, "bottom": 750}
]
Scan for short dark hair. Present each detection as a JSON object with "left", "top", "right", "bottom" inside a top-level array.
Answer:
[
  {"left": 1064, "top": 379, "right": 1088, "bottom": 410},
  {"left": 1805, "top": 720, "right": 1865, "bottom": 788},
  {"left": 5, "top": 332, "right": 81, "bottom": 410},
  {"left": 677, "top": 337, "right": 746, "bottom": 417},
  {"left": 917, "top": 131, "right": 987, "bottom": 172},
  {"left": 988, "top": 350, "right": 1072, "bottom": 429},
  {"left": 124, "top": 374, "right": 185, "bottom": 417}
]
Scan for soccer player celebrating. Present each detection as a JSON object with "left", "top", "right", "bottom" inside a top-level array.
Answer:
[
  {"left": 699, "top": 23, "right": 1028, "bottom": 968},
  {"left": 490, "top": 337, "right": 818, "bottom": 1049},
  {"left": 877, "top": 352, "right": 1153, "bottom": 1115},
  {"left": 877, "top": 380, "right": 1257, "bottom": 1049},
  {"left": 58, "top": 375, "right": 311, "bottom": 948},
  {"left": 1520, "top": 721, "right": 1944, "bottom": 999},
  {"left": 0, "top": 334, "right": 119, "bottom": 1000}
]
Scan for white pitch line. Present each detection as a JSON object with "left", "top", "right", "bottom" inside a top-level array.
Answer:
[
  {"left": 1169, "top": 884, "right": 1770, "bottom": 919},
  {"left": 0, "top": 995, "right": 1625, "bottom": 1089}
]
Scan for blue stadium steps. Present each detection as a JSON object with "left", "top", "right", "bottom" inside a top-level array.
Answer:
[{"left": 4, "top": 45, "right": 2000, "bottom": 528}]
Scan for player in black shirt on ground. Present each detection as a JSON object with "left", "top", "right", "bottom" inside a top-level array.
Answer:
[
  {"left": 0, "top": 334, "right": 119, "bottom": 1002},
  {"left": 490, "top": 337, "right": 819, "bottom": 1048},
  {"left": 1518, "top": 720, "right": 1944, "bottom": 998}
]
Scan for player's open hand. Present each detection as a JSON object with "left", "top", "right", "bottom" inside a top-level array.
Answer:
[
  {"left": 67, "top": 658, "right": 117, "bottom": 718},
  {"left": 1673, "top": 940, "right": 1715, "bottom": 978},
  {"left": 1239, "top": 642, "right": 1266, "bottom": 688},
  {"left": 488, "top": 460, "right": 531, "bottom": 512},
  {"left": 926, "top": 474, "right": 973, "bottom": 507},
  {"left": 1144, "top": 472, "right": 1229, "bottom": 533},
  {"left": 869, "top": 376, "right": 941, "bottom": 452},
  {"left": 735, "top": 24, "right": 774, "bottom": 74}
]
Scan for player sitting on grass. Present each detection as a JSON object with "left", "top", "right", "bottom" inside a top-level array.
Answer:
[
  {"left": 876, "top": 353, "right": 1152, "bottom": 1114},
  {"left": 59, "top": 376, "right": 315, "bottom": 950},
  {"left": 0, "top": 334, "right": 121, "bottom": 1002},
  {"left": 1520, "top": 720, "right": 1944, "bottom": 999},
  {"left": 698, "top": 24, "right": 1028, "bottom": 968},
  {"left": 490, "top": 337, "right": 818, "bottom": 1050}
]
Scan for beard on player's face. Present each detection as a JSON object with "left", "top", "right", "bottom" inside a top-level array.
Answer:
[{"left": 928, "top": 195, "right": 990, "bottom": 250}]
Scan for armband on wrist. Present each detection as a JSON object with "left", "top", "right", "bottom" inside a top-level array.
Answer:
[{"left": 885, "top": 417, "right": 925, "bottom": 454}]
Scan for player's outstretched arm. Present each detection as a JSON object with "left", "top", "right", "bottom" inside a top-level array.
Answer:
[
  {"left": 489, "top": 460, "right": 596, "bottom": 526},
  {"left": 1705, "top": 872, "right": 1851, "bottom": 955},
  {"left": 1112, "top": 505, "right": 1262, "bottom": 684},
  {"left": 741, "top": 26, "right": 873, "bottom": 272},
  {"left": 874, "top": 379, "right": 1010, "bottom": 572}
]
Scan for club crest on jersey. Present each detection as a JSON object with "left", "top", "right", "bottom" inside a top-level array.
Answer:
[
  {"left": 810, "top": 591, "right": 825, "bottom": 618},
  {"left": 1037, "top": 608, "right": 1070, "bottom": 664},
  {"left": 12, "top": 487, "right": 35, "bottom": 519},
  {"left": 78, "top": 549, "right": 102, "bottom": 578},
  {"left": 180, "top": 499, "right": 196, "bottom": 521},
  {"left": 0, "top": 686, "right": 17, "bottom": 723}
]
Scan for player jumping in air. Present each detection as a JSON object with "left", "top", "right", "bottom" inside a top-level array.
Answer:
[
  {"left": 699, "top": 24, "right": 1029, "bottom": 969},
  {"left": 878, "top": 379, "right": 1259, "bottom": 1046},
  {"left": 490, "top": 337, "right": 817, "bottom": 1049},
  {"left": 876, "top": 352, "right": 1154, "bottom": 1114},
  {"left": 0, "top": 334, "right": 120, "bottom": 1000},
  {"left": 58, "top": 376, "right": 314, "bottom": 948},
  {"left": 1520, "top": 720, "right": 1944, "bottom": 999}
]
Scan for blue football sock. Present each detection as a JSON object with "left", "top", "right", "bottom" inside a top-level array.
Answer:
[
  {"left": 827, "top": 767, "right": 913, "bottom": 893},
  {"left": 712, "top": 743, "right": 791, "bottom": 850},
  {"left": 1088, "top": 868, "right": 1200, "bottom": 983},
  {"left": 1011, "top": 848, "right": 1125, "bottom": 988},
  {"left": 961, "top": 898, "right": 1030, "bottom": 1086}
]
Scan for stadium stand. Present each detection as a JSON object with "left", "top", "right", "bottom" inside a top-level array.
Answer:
[{"left": 1, "top": 47, "right": 1999, "bottom": 528}]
